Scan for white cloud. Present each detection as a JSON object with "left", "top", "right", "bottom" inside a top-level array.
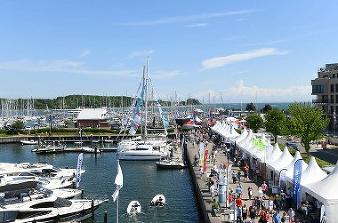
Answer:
[
  {"left": 185, "top": 23, "right": 208, "bottom": 28},
  {"left": 79, "top": 49, "right": 91, "bottom": 58},
  {"left": 0, "top": 59, "right": 181, "bottom": 80},
  {"left": 150, "top": 70, "right": 182, "bottom": 80},
  {"left": 128, "top": 49, "right": 154, "bottom": 59},
  {"left": 192, "top": 80, "right": 311, "bottom": 103},
  {"left": 202, "top": 48, "right": 288, "bottom": 69},
  {"left": 120, "top": 9, "right": 255, "bottom": 26},
  {"left": 0, "top": 59, "right": 138, "bottom": 77}
]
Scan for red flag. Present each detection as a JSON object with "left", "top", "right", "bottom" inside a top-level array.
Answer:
[{"left": 203, "top": 149, "right": 208, "bottom": 173}]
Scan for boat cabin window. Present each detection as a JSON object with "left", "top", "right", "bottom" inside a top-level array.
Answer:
[
  {"left": 136, "top": 147, "right": 150, "bottom": 151},
  {"left": 30, "top": 198, "right": 72, "bottom": 208}
]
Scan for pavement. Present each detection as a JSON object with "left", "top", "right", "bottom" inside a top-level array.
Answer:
[{"left": 187, "top": 142, "right": 274, "bottom": 223}]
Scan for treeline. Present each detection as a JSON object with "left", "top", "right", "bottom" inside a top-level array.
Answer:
[{"left": 0, "top": 95, "right": 202, "bottom": 110}]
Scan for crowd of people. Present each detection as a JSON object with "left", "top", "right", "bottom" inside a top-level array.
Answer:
[{"left": 191, "top": 128, "right": 320, "bottom": 223}]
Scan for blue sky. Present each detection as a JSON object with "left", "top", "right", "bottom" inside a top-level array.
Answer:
[{"left": 1, "top": 0, "right": 338, "bottom": 102}]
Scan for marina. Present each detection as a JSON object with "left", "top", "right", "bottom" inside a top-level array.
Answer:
[{"left": 0, "top": 143, "right": 200, "bottom": 222}]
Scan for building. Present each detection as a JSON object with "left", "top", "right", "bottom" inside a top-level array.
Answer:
[
  {"left": 76, "top": 108, "right": 109, "bottom": 128},
  {"left": 311, "top": 63, "right": 338, "bottom": 130}
]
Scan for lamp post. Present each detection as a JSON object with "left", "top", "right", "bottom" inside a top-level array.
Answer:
[{"left": 278, "top": 168, "right": 287, "bottom": 191}]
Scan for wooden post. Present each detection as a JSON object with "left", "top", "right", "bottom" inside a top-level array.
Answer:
[
  {"left": 104, "top": 210, "right": 108, "bottom": 223},
  {"left": 91, "top": 199, "right": 94, "bottom": 219}
]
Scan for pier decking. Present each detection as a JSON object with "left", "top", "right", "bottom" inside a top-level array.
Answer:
[{"left": 187, "top": 142, "right": 273, "bottom": 223}]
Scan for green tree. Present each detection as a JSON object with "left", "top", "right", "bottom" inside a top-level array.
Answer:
[
  {"left": 11, "top": 120, "right": 24, "bottom": 130},
  {"left": 245, "top": 103, "right": 256, "bottom": 112},
  {"left": 246, "top": 113, "right": 264, "bottom": 132},
  {"left": 265, "top": 108, "right": 287, "bottom": 143},
  {"left": 288, "top": 103, "right": 329, "bottom": 153},
  {"left": 261, "top": 104, "right": 273, "bottom": 113}
]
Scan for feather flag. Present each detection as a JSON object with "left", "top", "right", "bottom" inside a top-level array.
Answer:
[
  {"left": 75, "top": 153, "right": 83, "bottom": 188},
  {"left": 112, "top": 161, "right": 123, "bottom": 202}
]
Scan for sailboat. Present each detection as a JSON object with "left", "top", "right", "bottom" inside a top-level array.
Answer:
[{"left": 117, "top": 62, "right": 169, "bottom": 161}]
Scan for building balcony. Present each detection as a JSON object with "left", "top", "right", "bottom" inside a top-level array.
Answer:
[{"left": 312, "top": 99, "right": 328, "bottom": 104}]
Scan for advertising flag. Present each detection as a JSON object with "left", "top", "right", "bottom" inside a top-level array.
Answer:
[
  {"left": 292, "top": 159, "right": 303, "bottom": 208},
  {"left": 75, "top": 153, "right": 84, "bottom": 188}
]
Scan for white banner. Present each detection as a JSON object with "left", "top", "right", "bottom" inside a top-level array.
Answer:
[{"left": 76, "top": 153, "right": 84, "bottom": 188}]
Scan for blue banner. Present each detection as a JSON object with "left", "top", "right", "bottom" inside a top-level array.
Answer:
[{"left": 293, "top": 159, "right": 302, "bottom": 208}]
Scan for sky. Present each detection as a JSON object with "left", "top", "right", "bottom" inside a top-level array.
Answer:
[{"left": 1, "top": 0, "right": 338, "bottom": 103}]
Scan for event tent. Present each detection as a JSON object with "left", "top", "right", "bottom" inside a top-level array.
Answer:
[
  {"left": 300, "top": 156, "right": 327, "bottom": 186},
  {"left": 267, "top": 147, "right": 293, "bottom": 173},
  {"left": 302, "top": 162, "right": 338, "bottom": 223}
]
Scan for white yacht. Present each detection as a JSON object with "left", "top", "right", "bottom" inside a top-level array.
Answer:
[
  {"left": 20, "top": 140, "right": 38, "bottom": 145},
  {"left": 0, "top": 162, "right": 84, "bottom": 179},
  {"left": 3, "top": 174, "right": 73, "bottom": 190},
  {"left": 0, "top": 196, "right": 104, "bottom": 223},
  {"left": 118, "top": 144, "right": 168, "bottom": 161}
]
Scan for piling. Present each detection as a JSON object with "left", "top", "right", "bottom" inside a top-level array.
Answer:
[
  {"left": 91, "top": 199, "right": 94, "bottom": 219},
  {"left": 104, "top": 210, "right": 108, "bottom": 223}
]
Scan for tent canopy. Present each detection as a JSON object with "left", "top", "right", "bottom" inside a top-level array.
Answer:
[{"left": 300, "top": 156, "right": 327, "bottom": 186}]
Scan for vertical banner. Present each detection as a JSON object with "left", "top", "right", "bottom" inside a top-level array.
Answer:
[
  {"left": 199, "top": 143, "right": 205, "bottom": 167},
  {"left": 76, "top": 153, "right": 84, "bottom": 188},
  {"left": 203, "top": 149, "right": 208, "bottom": 173},
  {"left": 320, "top": 204, "right": 326, "bottom": 223},
  {"left": 293, "top": 160, "right": 302, "bottom": 209}
]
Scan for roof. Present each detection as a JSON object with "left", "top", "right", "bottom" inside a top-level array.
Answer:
[{"left": 76, "top": 108, "right": 107, "bottom": 120}]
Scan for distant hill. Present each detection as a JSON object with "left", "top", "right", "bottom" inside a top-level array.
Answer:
[{"left": 0, "top": 95, "right": 202, "bottom": 110}]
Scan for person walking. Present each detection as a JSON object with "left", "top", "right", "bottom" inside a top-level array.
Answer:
[
  {"left": 272, "top": 211, "right": 282, "bottom": 223},
  {"left": 248, "top": 186, "right": 253, "bottom": 200},
  {"left": 261, "top": 181, "right": 268, "bottom": 194},
  {"left": 288, "top": 208, "right": 295, "bottom": 222},
  {"left": 242, "top": 204, "right": 248, "bottom": 220}
]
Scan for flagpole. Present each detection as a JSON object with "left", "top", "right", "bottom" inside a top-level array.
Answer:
[{"left": 116, "top": 160, "right": 119, "bottom": 223}]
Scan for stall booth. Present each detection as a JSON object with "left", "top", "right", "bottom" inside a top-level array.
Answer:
[
  {"left": 266, "top": 147, "right": 293, "bottom": 189},
  {"left": 302, "top": 162, "right": 338, "bottom": 223}
]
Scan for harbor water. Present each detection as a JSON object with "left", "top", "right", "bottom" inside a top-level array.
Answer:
[{"left": 0, "top": 144, "right": 201, "bottom": 223}]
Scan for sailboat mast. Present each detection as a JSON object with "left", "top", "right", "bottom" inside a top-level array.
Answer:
[{"left": 144, "top": 60, "right": 149, "bottom": 139}]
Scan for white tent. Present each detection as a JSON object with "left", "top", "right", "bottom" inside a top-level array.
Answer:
[
  {"left": 235, "top": 129, "right": 248, "bottom": 144},
  {"left": 237, "top": 129, "right": 251, "bottom": 146},
  {"left": 302, "top": 162, "right": 338, "bottom": 223},
  {"left": 284, "top": 151, "right": 308, "bottom": 182},
  {"left": 267, "top": 147, "right": 293, "bottom": 173},
  {"left": 266, "top": 143, "right": 283, "bottom": 164},
  {"left": 301, "top": 156, "right": 327, "bottom": 186},
  {"left": 238, "top": 130, "right": 253, "bottom": 150}
]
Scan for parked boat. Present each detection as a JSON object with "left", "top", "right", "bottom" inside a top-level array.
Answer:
[
  {"left": 32, "top": 145, "right": 64, "bottom": 154},
  {"left": 150, "top": 194, "right": 166, "bottom": 207},
  {"left": 156, "top": 158, "right": 186, "bottom": 169},
  {"left": 0, "top": 162, "right": 83, "bottom": 179},
  {"left": 127, "top": 201, "right": 141, "bottom": 215},
  {"left": 0, "top": 196, "right": 104, "bottom": 223},
  {"left": 118, "top": 144, "right": 168, "bottom": 161},
  {"left": 20, "top": 140, "right": 38, "bottom": 145}
]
